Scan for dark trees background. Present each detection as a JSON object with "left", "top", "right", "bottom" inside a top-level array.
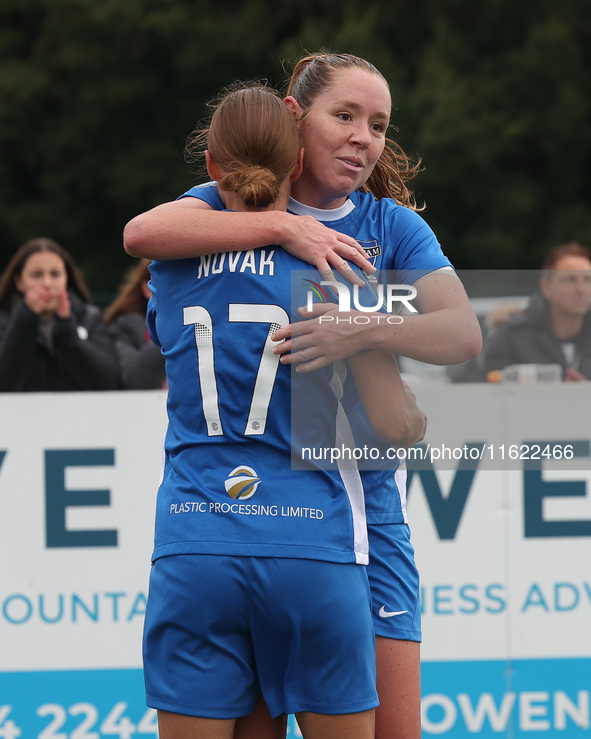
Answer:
[{"left": 1, "top": 0, "right": 590, "bottom": 302}]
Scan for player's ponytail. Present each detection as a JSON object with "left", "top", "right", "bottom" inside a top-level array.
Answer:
[{"left": 219, "top": 165, "right": 280, "bottom": 209}]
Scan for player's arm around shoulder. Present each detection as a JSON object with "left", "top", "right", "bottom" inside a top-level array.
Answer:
[
  {"left": 124, "top": 195, "right": 375, "bottom": 277},
  {"left": 123, "top": 197, "right": 216, "bottom": 259}
]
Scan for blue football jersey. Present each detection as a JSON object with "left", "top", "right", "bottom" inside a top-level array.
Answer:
[
  {"left": 147, "top": 248, "right": 372, "bottom": 564},
  {"left": 179, "top": 184, "right": 453, "bottom": 524}
]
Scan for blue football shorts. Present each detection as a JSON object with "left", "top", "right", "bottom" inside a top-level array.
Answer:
[
  {"left": 143, "top": 554, "right": 378, "bottom": 719},
  {"left": 367, "top": 523, "right": 422, "bottom": 641}
]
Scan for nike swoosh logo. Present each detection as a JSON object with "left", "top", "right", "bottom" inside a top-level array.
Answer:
[{"left": 378, "top": 606, "right": 408, "bottom": 618}]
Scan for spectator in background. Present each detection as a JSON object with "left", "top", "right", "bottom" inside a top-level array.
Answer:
[
  {"left": 485, "top": 301, "right": 524, "bottom": 334},
  {"left": 447, "top": 301, "right": 524, "bottom": 383},
  {"left": 104, "top": 259, "right": 166, "bottom": 389},
  {"left": 483, "top": 242, "right": 591, "bottom": 381},
  {"left": 0, "top": 237, "right": 120, "bottom": 392}
]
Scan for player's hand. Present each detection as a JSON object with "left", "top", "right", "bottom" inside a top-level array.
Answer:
[
  {"left": 279, "top": 214, "right": 374, "bottom": 286},
  {"left": 272, "top": 303, "right": 369, "bottom": 372}
]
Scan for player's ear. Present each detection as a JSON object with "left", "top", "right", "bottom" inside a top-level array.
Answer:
[
  {"left": 205, "top": 151, "right": 223, "bottom": 182},
  {"left": 290, "top": 148, "right": 304, "bottom": 182},
  {"left": 284, "top": 96, "right": 302, "bottom": 120}
]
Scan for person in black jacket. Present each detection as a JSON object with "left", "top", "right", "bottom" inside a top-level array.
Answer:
[
  {"left": 103, "top": 258, "right": 166, "bottom": 389},
  {"left": 483, "top": 242, "right": 591, "bottom": 381},
  {"left": 0, "top": 237, "right": 120, "bottom": 391}
]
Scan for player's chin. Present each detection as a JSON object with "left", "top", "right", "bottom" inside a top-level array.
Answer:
[
  {"left": 326, "top": 169, "right": 363, "bottom": 195},
  {"left": 340, "top": 171, "right": 366, "bottom": 192}
]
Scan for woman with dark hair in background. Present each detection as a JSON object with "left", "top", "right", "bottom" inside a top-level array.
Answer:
[{"left": 0, "top": 237, "right": 119, "bottom": 391}]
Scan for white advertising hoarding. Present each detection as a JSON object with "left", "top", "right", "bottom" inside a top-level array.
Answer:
[
  {"left": 409, "top": 384, "right": 590, "bottom": 736},
  {"left": 0, "top": 387, "right": 589, "bottom": 737}
]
